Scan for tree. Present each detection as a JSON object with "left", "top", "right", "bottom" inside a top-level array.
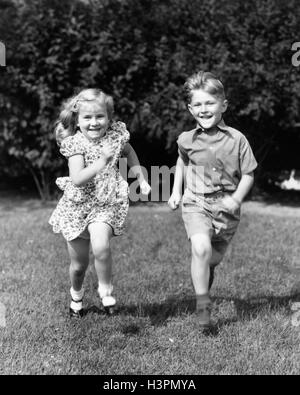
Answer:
[{"left": 0, "top": 0, "right": 300, "bottom": 199}]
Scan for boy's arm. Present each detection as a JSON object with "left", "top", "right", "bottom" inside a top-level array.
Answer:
[
  {"left": 222, "top": 172, "right": 254, "bottom": 211},
  {"left": 168, "top": 156, "right": 185, "bottom": 210},
  {"left": 232, "top": 172, "right": 254, "bottom": 204},
  {"left": 122, "top": 143, "right": 151, "bottom": 194}
]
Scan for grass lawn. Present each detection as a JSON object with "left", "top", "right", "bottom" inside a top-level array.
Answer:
[{"left": 0, "top": 198, "right": 299, "bottom": 375}]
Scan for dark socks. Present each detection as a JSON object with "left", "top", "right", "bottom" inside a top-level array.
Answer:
[
  {"left": 196, "top": 293, "right": 212, "bottom": 327},
  {"left": 196, "top": 293, "right": 211, "bottom": 307}
]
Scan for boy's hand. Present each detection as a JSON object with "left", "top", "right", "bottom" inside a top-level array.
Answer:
[
  {"left": 139, "top": 179, "right": 151, "bottom": 195},
  {"left": 101, "top": 142, "right": 114, "bottom": 163},
  {"left": 221, "top": 195, "right": 241, "bottom": 213},
  {"left": 168, "top": 192, "right": 182, "bottom": 210}
]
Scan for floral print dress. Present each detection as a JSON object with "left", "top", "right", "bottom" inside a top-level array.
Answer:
[{"left": 49, "top": 121, "right": 130, "bottom": 241}]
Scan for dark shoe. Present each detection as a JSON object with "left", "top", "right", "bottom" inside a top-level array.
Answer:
[
  {"left": 69, "top": 298, "right": 84, "bottom": 318},
  {"left": 69, "top": 307, "right": 84, "bottom": 318},
  {"left": 209, "top": 266, "right": 215, "bottom": 290},
  {"left": 196, "top": 294, "right": 212, "bottom": 328},
  {"left": 102, "top": 295, "right": 116, "bottom": 316},
  {"left": 104, "top": 306, "right": 116, "bottom": 315},
  {"left": 197, "top": 305, "right": 211, "bottom": 328}
]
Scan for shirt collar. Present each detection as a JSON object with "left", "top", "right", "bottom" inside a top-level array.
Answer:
[{"left": 216, "top": 119, "right": 230, "bottom": 132}]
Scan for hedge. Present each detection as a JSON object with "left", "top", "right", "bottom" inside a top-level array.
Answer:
[{"left": 0, "top": 0, "right": 299, "bottom": 199}]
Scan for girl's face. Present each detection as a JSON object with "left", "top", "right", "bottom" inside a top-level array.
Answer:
[
  {"left": 188, "top": 89, "right": 228, "bottom": 130},
  {"left": 77, "top": 100, "right": 110, "bottom": 141}
]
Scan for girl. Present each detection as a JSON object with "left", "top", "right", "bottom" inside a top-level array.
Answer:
[{"left": 49, "top": 88, "right": 151, "bottom": 318}]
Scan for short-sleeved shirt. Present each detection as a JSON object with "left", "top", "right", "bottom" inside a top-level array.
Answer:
[{"left": 177, "top": 119, "right": 257, "bottom": 195}]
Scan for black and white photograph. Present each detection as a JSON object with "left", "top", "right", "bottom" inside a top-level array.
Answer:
[{"left": 0, "top": 0, "right": 299, "bottom": 377}]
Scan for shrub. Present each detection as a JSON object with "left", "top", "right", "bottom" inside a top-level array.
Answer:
[{"left": 0, "top": 0, "right": 299, "bottom": 198}]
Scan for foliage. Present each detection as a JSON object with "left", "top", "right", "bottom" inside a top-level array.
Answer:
[{"left": 0, "top": 0, "right": 300, "bottom": 198}]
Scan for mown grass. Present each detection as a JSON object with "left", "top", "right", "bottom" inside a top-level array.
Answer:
[{"left": 0, "top": 198, "right": 299, "bottom": 375}]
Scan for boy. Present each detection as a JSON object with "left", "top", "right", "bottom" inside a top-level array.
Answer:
[{"left": 168, "top": 71, "right": 257, "bottom": 327}]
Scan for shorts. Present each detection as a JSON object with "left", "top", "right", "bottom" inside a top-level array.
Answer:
[{"left": 181, "top": 189, "right": 240, "bottom": 256}]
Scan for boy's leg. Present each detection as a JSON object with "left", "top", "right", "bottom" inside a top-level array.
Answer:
[
  {"left": 88, "top": 222, "right": 116, "bottom": 313},
  {"left": 210, "top": 195, "right": 241, "bottom": 289},
  {"left": 208, "top": 245, "right": 227, "bottom": 290},
  {"left": 67, "top": 237, "right": 90, "bottom": 317},
  {"left": 190, "top": 233, "right": 212, "bottom": 295},
  {"left": 190, "top": 232, "right": 213, "bottom": 327},
  {"left": 181, "top": 195, "right": 214, "bottom": 326}
]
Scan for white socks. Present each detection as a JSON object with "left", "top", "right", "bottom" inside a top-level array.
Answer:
[
  {"left": 70, "top": 287, "right": 84, "bottom": 311},
  {"left": 69, "top": 284, "right": 116, "bottom": 311},
  {"left": 97, "top": 283, "right": 116, "bottom": 307}
]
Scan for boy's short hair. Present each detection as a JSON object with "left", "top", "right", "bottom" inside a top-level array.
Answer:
[{"left": 184, "top": 71, "right": 226, "bottom": 103}]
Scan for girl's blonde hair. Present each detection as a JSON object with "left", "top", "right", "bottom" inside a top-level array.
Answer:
[
  {"left": 184, "top": 71, "right": 226, "bottom": 103},
  {"left": 55, "top": 88, "right": 114, "bottom": 145}
]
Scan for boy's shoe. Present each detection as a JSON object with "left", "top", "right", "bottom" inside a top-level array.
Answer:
[
  {"left": 69, "top": 298, "right": 84, "bottom": 319},
  {"left": 209, "top": 266, "right": 215, "bottom": 290},
  {"left": 196, "top": 294, "right": 212, "bottom": 328}
]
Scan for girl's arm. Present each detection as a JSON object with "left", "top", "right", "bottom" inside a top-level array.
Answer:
[
  {"left": 122, "top": 143, "right": 151, "bottom": 194},
  {"left": 69, "top": 143, "right": 114, "bottom": 187},
  {"left": 122, "top": 143, "right": 145, "bottom": 181},
  {"left": 168, "top": 156, "right": 185, "bottom": 210}
]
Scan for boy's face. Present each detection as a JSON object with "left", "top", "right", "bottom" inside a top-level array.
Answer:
[
  {"left": 188, "top": 89, "right": 228, "bottom": 130},
  {"left": 78, "top": 101, "right": 109, "bottom": 141}
]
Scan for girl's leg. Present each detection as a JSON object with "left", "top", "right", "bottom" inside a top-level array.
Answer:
[
  {"left": 190, "top": 232, "right": 212, "bottom": 327},
  {"left": 67, "top": 237, "right": 90, "bottom": 317},
  {"left": 88, "top": 222, "right": 115, "bottom": 311},
  {"left": 67, "top": 237, "right": 90, "bottom": 291}
]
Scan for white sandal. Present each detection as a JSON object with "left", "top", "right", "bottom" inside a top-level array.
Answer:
[{"left": 98, "top": 284, "right": 116, "bottom": 315}]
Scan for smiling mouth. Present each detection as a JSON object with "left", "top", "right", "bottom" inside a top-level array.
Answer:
[{"left": 200, "top": 115, "right": 213, "bottom": 119}]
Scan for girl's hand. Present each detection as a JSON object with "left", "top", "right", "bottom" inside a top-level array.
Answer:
[
  {"left": 139, "top": 180, "right": 151, "bottom": 195},
  {"left": 168, "top": 192, "right": 182, "bottom": 210},
  {"left": 221, "top": 195, "right": 241, "bottom": 213},
  {"left": 101, "top": 142, "right": 114, "bottom": 163}
]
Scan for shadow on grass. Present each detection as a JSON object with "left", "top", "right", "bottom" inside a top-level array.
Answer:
[
  {"left": 119, "top": 290, "right": 300, "bottom": 336},
  {"left": 84, "top": 305, "right": 104, "bottom": 316},
  {"left": 227, "top": 291, "right": 300, "bottom": 321}
]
